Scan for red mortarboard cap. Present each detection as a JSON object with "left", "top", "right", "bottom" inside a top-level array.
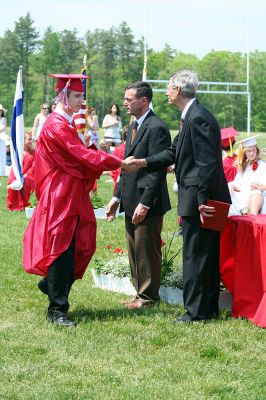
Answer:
[
  {"left": 49, "top": 74, "right": 89, "bottom": 93},
  {"left": 221, "top": 127, "right": 239, "bottom": 147}
]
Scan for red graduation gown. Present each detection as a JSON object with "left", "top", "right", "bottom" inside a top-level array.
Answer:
[
  {"left": 23, "top": 112, "right": 121, "bottom": 279},
  {"left": 222, "top": 154, "right": 237, "bottom": 183},
  {"left": 6, "top": 150, "right": 35, "bottom": 211}
]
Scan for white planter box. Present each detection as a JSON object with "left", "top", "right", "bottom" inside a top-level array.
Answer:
[
  {"left": 91, "top": 270, "right": 232, "bottom": 311},
  {"left": 91, "top": 270, "right": 183, "bottom": 305},
  {"left": 25, "top": 207, "right": 35, "bottom": 219},
  {"left": 91, "top": 269, "right": 136, "bottom": 295},
  {"left": 159, "top": 286, "right": 183, "bottom": 305}
]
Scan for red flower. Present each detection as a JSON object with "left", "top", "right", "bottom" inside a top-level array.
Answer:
[
  {"left": 252, "top": 161, "right": 258, "bottom": 171},
  {"left": 114, "top": 248, "right": 123, "bottom": 254},
  {"left": 106, "top": 244, "right": 111, "bottom": 251},
  {"left": 161, "top": 239, "right": 166, "bottom": 247}
]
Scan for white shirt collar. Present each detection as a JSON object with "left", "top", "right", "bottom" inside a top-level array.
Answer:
[
  {"left": 181, "top": 98, "right": 196, "bottom": 120},
  {"left": 135, "top": 108, "right": 151, "bottom": 129},
  {"left": 55, "top": 109, "right": 73, "bottom": 125}
]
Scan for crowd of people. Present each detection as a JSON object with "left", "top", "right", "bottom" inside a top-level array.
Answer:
[{"left": 2, "top": 69, "right": 266, "bottom": 327}]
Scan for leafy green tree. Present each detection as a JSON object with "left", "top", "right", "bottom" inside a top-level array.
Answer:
[
  {"left": 14, "top": 13, "right": 39, "bottom": 117},
  {"left": 0, "top": 30, "right": 21, "bottom": 115},
  {"left": 249, "top": 51, "right": 266, "bottom": 132},
  {"left": 1, "top": 15, "right": 266, "bottom": 132}
]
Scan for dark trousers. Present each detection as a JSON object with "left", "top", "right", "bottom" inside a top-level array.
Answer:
[
  {"left": 125, "top": 214, "right": 163, "bottom": 302},
  {"left": 47, "top": 237, "right": 75, "bottom": 314},
  {"left": 182, "top": 216, "right": 220, "bottom": 320}
]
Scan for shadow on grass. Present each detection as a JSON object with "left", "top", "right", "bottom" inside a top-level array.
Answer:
[{"left": 70, "top": 302, "right": 182, "bottom": 324}]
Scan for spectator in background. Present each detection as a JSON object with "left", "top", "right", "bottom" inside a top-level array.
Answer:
[
  {"left": 229, "top": 135, "right": 266, "bottom": 215},
  {"left": 87, "top": 107, "right": 99, "bottom": 148},
  {"left": 32, "top": 103, "right": 50, "bottom": 141},
  {"left": 50, "top": 102, "right": 56, "bottom": 113},
  {"left": 7, "top": 131, "right": 35, "bottom": 211},
  {"left": 221, "top": 127, "right": 239, "bottom": 183},
  {"left": 0, "top": 104, "right": 8, "bottom": 176},
  {"left": 102, "top": 103, "right": 122, "bottom": 147},
  {"left": 99, "top": 139, "right": 112, "bottom": 154},
  {"left": 6, "top": 140, "right": 11, "bottom": 167}
]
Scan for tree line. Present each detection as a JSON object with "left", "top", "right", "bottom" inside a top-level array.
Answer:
[{"left": 0, "top": 12, "right": 266, "bottom": 132}]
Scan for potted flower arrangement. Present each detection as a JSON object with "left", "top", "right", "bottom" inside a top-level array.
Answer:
[
  {"left": 25, "top": 192, "right": 38, "bottom": 219},
  {"left": 91, "top": 231, "right": 184, "bottom": 305},
  {"left": 92, "top": 246, "right": 136, "bottom": 295}
]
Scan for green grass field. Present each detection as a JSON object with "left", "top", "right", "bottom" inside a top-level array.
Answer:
[{"left": 1, "top": 132, "right": 266, "bottom": 399}]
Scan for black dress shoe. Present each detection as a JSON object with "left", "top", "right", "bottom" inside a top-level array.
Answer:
[
  {"left": 174, "top": 315, "right": 192, "bottom": 324},
  {"left": 38, "top": 278, "right": 48, "bottom": 295},
  {"left": 174, "top": 314, "right": 208, "bottom": 324},
  {"left": 47, "top": 310, "right": 76, "bottom": 327}
]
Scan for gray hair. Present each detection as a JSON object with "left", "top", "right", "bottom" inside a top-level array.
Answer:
[{"left": 169, "top": 70, "right": 199, "bottom": 99}]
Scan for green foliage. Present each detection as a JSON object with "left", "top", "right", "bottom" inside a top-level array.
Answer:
[
  {"left": 29, "top": 192, "right": 38, "bottom": 207},
  {"left": 90, "top": 191, "right": 105, "bottom": 209},
  {"left": 161, "top": 230, "right": 183, "bottom": 289},
  {"left": 1, "top": 15, "right": 266, "bottom": 132},
  {"left": 93, "top": 248, "right": 131, "bottom": 278}
]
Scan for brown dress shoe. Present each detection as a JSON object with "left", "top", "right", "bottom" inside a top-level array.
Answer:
[{"left": 125, "top": 299, "right": 154, "bottom": 310}]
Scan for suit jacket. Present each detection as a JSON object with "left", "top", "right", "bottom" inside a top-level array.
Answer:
[
  {"left": 146, "top": 100, "right": 231, "bottom": 216},
  {"left": 114, "top": 110, "right": 171, "bottom": 218}
]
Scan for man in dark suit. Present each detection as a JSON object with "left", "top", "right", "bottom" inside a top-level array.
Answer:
[
  {"left": 131, "top": 70, "right": 231, "bottom": 321},
  {"left": 106, "top": 81, "right": 171, "bottom": 309}
]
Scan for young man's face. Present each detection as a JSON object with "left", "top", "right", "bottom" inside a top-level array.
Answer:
[{"left": 68, "top": 91, "right": 84, "bottom": 113}]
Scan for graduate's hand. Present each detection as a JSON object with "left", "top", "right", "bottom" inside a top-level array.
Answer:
[
  {"left": 121, "top": 157, "right": 137, "bottom": 173},
  {"left": 198, "top": 204, "right": 216, "bottom": 224},
  {"left": 132, "top": 204, "right": 148, "bottom": 225},
  {"left": 106, "top": 199, "right": 119, "bottom": 222}
]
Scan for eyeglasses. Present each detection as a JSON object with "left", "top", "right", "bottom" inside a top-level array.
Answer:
[{"left": 42, "top": 107, "right": 49, "bottom": 110}]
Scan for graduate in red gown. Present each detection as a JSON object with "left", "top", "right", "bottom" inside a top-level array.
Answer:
[
  {"left": 23, "top": 74, "right": 133, "bottom": 326},
  {"left": 221, "top": 127, "right": 239, "bottom": 183},
  {"left": 6, "top": 132, "right": 35, "bottom": 210}
]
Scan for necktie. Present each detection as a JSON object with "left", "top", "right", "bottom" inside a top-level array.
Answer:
[{"left": 131, "top": 121, "right": 138, "bottom": 144}]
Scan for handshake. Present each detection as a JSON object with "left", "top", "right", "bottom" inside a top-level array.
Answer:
[{"left": 120, "top": 156, "right": 147, "bottom": 173}]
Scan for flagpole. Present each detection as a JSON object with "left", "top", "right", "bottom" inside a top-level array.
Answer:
[
  {"left": 246, "top": 0, "right": 251, "bottom": 136},
  {"left": 142, "top": 0, "right": 147, "bottom": 82},
  {"left": 83, "top": 55, "right": 89, "bottom": 131}
]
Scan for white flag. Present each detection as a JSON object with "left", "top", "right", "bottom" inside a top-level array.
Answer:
[{"left": 10, "top": 66, "right": 24, "bottom": 190}]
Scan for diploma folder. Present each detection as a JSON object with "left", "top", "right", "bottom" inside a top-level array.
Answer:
[{"left": 201, "top": 200, "right": 230, "bottom": 232}]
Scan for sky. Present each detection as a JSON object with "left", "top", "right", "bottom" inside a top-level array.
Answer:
[{"left": 1, "top": 0, "right": 265, "bottom": 58}]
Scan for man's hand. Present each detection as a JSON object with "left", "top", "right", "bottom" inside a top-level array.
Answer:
[
  {"left": 198, "top": 204, "right": 216, "bottom": 223},
  {"left": 130, "top": 158, "right": 147, "bottom": 168},
  {"left": 121, "top": 156, "right": 138, "bottom": 173},
  {"left": 106, "top": 198, "right": 119, "bottom": 222},
  {"left": 132, "top": 204, "right": 148, "bottom": 225}
]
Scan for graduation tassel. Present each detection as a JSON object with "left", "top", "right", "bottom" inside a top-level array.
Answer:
[{"left": 229, "top": 137, "right": 233, "bottom": 157}]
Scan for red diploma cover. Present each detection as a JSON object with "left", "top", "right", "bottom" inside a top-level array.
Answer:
[{"left": 201, "top": 200, "right": 230, "bottom": 232}]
